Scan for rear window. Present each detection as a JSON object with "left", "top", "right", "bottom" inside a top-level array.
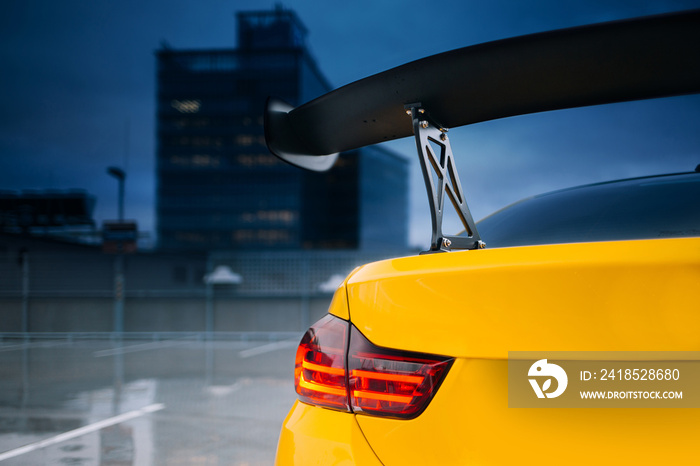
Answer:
[{"left": 476, "top": 172, "right": 700, "bottom": 248}]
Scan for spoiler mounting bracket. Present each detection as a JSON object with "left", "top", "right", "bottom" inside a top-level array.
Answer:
[{"left": 406, "top": 104, "right": 484, "bottom": 253}]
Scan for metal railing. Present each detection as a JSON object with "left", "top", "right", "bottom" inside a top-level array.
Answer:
[{"left": 0, "top": 331, "right": 302, "bottom": 343}]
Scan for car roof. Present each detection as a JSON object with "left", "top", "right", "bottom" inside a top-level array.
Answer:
[
  {"left": 530, "top": 170, "right": 700, "bottom": 200},
  {"left": 476, "top": 170, "right": 700, "bottom": 248}
]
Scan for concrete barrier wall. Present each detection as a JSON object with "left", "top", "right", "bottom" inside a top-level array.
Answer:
[
  {"left": 29, "top": 298, "right": 114, "bottom": 332},
  {"left": 0, "top": 233, "right": 393, "bottom": 334},
  {"left": 0, "top": 295, "right": 333, "bottom": 333}
]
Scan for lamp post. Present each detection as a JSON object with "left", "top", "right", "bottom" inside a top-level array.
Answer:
[
  {"left": 203, "top": 263, "right": 243, "bottom": 337},
  {"left": 18, "top": 248, "right": 29, "bottom": 335},
  {"left": 107, "top": 167, "right": 126, "bottom": 336},
  {"left": 107, "top": 167, "right": 126, "bottom": 222},
  {"left": 203, "top": 262, "right": 242, "bottom": 385}
]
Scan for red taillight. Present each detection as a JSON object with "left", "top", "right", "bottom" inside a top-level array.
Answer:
[
  {"left": 348, "top": 325, "right": 452, "bottom": 419},
  {"left": 294, "top": 314, "right": 350, "bottom": 411},
  {"left": 294, "top": 315, "right": 453, "bottom": 419}
]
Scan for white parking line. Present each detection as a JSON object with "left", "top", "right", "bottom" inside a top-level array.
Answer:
[
  {"left": 0, "top": 403, "right": 165, "bottom": 462},
  {"left": 0, "top": 341, "right": 73, "bottom": 353},
  {"left": 238, "top": 339, "right": 298, "bottom": 358},
  {"left": 93, "top": 339, "right": 195, "bottom": 357}
]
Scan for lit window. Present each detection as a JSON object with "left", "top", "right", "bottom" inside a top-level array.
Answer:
[
  {"left": 241, "top": 213, "right": 255, "bottom": 223},
  {"left": 257, "top": 229, "right": 290, "bottom": 242},
  {"left": 238, "top": 154, "right": 253, "bottom": 167},
  {"left": 192, "top": 154, "right": 220, "bottom": 167},
  {"left": 239, "top": 210, "right": 296, "bottom": 224},
  {"left": 168, "top": 154, "right": 220, "bottom": 167},
  {"left": 169, "top": 155, "right": 188, "bottom": 166},
  {"left": 192, "top": 137, "right": 211, "bottom": 147},
  {"left": 236, "top": 135, "right": 254, "bottom": 146},
  {"left": 236, "top": 154, "right": 280, "bottom": 167},
  {"left": 171, "top": 99, "right": 202, "bottom": 113},
  {"left": 234, "top": 230, "right": 255, "bottom": 242},
  {"left": 254, "top": 210, "right": 296, "bottom": 224}
]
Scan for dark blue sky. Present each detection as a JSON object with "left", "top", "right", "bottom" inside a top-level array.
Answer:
[{"left": 2, "top": 0, "right": 699, "bottom": 248}]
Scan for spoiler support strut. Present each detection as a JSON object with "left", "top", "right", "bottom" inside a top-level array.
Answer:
[{"left": 407, "top": 104, "right": 484, "bottom": 253}]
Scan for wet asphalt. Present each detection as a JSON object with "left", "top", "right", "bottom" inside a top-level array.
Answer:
[{"left": 0, "top": 337, "right": 300, "bottom": 465}]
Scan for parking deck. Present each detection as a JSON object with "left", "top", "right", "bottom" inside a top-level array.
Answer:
[{"left": 0, "top": 334, "right": 299, "bottom": 465}]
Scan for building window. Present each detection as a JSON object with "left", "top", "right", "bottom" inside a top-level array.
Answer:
[
  {"left": 169, "top": 154, "right": 220, "bottom": 168},
  {"left": 239, "top": 210, "right": 296, "bottom": 224},
  {"left": 171, "top": 99, "right": 202, "bottom": 113},
  {"left": 236, "top": 154, "right": 280, "bottom": 167},
  {"left": 236, "top": 135, "right": 254, "bottom": 146},
  {"left": 233, "top": 229, "right": 292, "bottom": 244}
]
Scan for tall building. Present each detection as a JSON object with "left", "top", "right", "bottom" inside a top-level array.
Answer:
[{"left": 156, "top": 7, "right": 408, "bottom": 251}]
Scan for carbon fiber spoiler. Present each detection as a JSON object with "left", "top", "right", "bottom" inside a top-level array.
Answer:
[
  {"left": 266, "top": 9, "right": 700, "bottom": 165},
  {"left": 265, "top": 9, "right": 700, "bottom": 252}
]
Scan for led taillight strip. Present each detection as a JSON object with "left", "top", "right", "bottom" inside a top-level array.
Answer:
[
  {"left": 302, "top": 359, "right": 346, "bottom": 376},
  {"left": 351, "top": 369, "right": 424, "bottom": 385},
  {"left": 298, "top": 373, "right": 347, "bottom": 397},
  {"left": 352, "top": 390, "right": 414, "bottom": 403}
]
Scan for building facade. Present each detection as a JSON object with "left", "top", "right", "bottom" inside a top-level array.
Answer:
[{"left": 156, "top": 7, "right": 408, "bottom": 251}]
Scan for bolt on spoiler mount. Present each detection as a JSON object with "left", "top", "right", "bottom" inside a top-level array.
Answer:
[{"left": 265, "top": 9, "right": 700, "bottom": 253}]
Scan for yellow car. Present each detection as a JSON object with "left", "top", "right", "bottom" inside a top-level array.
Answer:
[{"left": 265, "top": 10, "right": 700, "bottom": 465}]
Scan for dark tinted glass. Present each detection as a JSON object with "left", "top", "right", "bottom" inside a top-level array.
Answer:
[{"left": 476, "top": 172, "right": 700, "bottom": 248}]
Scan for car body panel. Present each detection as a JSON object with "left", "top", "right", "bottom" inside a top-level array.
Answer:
[
  {"left": 327, "top": 280, "right": 351, "bottom": 320},
  {"left": 275, "top": 401, "right": 382, "bottom": 465},
  {"left": 345, "top": 238, "right": 700, "bottom": 358}
]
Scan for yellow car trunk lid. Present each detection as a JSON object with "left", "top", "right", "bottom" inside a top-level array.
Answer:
[{"left": 344, "top": 237, "right": 700, "bottom": 359}]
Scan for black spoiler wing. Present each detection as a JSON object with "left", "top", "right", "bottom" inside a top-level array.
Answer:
[{"left": 265, "top": 9, "right": 700, "bottom": 170}]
